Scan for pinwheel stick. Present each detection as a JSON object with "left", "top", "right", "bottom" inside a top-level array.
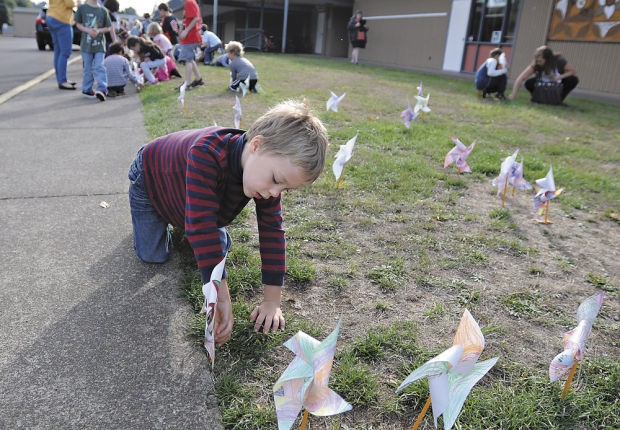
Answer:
[
  {"left": 560, "top": 361, "right": 579, "bottom": 399},
  {"left": 300, "top": 410, "right": 309, "bottom": 430},
  {"left": 502, "top": 177, "right": 508, "bottom": 207},
  {"left": 456, "top": 166, "right": 460, "bottom": 177},
  {"left": 336, "top": 172, "right": 344, "bottom": 188},
  {"left": 411, "top": 396, "right": 431, "bottom": 430},
  {"left": 512, "top": 185, "right": 516, "bottom": 196},
  {"left": 544, "top": 200, "right": 549, "bottom": 224}
]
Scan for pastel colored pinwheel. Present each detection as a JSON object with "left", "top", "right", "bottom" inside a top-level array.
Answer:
[
  {"left": 273, "top": 319, "right": 352, "bottom": 430},
  {"left": 396, "top": 310, "right": 498, "bottom": 430},
  {"left": 444, "top": 137, "right": 476, "bottom": 174},
  {"left": 233, "top": 96, "right": 242, "bottom": 128},
  {"left": 326, "top": 91, "right": 346, "bottom": 112},
  {"left": 508, "top": 155, "right": 532, "bottom": 191},
  {"left": 414, "top": 92, "right": 431, "bottom": 117},
  {"left": 533, "top": 164, "right": 563, "bottom": 219},
  {"left": 400, "top": 101, "right": 417, "bottom": 129},
  {"left": 200, "top": 255, "right": 227, "bottom": 368},
  {"left": 332, "top": 134, "right": 357, "bottom": 187},
  {"left": 550, "top": 293, "right": 604, "bottom": 383},
  {"left": 492, "top": 149, "right": 519, "bottom": 196},
  {"left": 177, "top": 82, "right": 186, "bottom": 108}
]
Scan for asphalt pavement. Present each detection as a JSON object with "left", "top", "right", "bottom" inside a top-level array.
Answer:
[{"left": 0, "top": 38, "right": 223, "bottom": 428}]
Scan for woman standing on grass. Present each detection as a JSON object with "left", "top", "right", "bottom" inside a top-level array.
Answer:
[
  {"left": 347, "top": 10, "right": 368, "bottom": 64},
  {"left": 46, "top": 0, "right": 77, "bottom": 90}
]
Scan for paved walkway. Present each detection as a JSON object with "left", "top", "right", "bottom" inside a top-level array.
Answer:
[{"left": 0, "top": 59, "right": 222, "bottom": 428}]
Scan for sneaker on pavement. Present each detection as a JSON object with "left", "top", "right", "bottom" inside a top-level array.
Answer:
[
  {"left": 95, "top": 90, "right": 106, "bottom": 101},
  {"left": 82, "top": 90, "right": 96, "bottom": 99},
  {"left": 190, "top": 78, "right": 204, "bottom": 88}
]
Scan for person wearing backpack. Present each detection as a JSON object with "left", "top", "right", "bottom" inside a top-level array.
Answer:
[{"left": 475, "top": 48, "right": 508, "bottom": 100}]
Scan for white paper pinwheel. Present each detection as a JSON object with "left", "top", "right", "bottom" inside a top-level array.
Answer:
[
  {"left": 200, "top": 255, "right": 227, "bottom": 368},
  {"left": 508, "top": 156, "right": 532, "bottom": 191},
  {"left": 326, "top": 91, "right": 346, "bottom": 112},
  {"left": 444, "top": 137, "right": 476, "bottom": 174},
  {"left": 417, "top": 81, "right": 424, "bottom": 97},
  {"left": 332, "top": 134, "right": 357, "bottom": 187},
  {"left": 492, "top": 149, "right": 519, "bottom": 196},
  {"left": 396, "top": 310, "right": 498, "bottom": 430},
  {"left": 549, "top": 293, "right": 604, "bottom": 382},
  {"left": 400, "top": 101, "right": 417, "bottom": 129},
  {"left": 177, "top": 82, "right": 186, "bottom": 108},
  {"left": 533, "top": 164, "right": 563, "bottom": 218},
  {"left": 273, "top": 319, "right": 352, "bottom": 430},
  {"left": 233, "top": 95, "right": 242, "bottom": 128},
  {"left": 414, "top": 93, "right": 431, "bottom": 117},
  {"left": 239, "top": 76, "right": 250, "bottom": 97}
]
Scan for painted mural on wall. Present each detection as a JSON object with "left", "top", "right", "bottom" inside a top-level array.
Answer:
[{"left": 549, "top": 0, "right": 620, "bottom": 41}]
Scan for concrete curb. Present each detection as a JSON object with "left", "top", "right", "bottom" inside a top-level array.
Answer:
[{"left": 0, "top": 55, "right": 80, "bottom": 105}]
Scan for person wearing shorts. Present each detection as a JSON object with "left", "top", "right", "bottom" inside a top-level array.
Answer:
[{"left": 177, "top": 0, "right": 203, "bottom": 90}]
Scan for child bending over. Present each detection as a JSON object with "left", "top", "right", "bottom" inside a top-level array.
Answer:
[
  {"left": 127, "top": 35, "right": 166, "bottom": 85},
  {"left": 147, "top": 22, "right": 173, "bottom": 56},
  {"left": 128, "top": 101, "right": 328, "bottom": 343},
  {"left": 225, "top": 41, "right": 258, "bottom": 93}
]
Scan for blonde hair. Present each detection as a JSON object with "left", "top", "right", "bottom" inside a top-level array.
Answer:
[
  {"left": 133, "top": 20, "right": 141, "bottom": 31},
  {"left": 225, "top": 41, "right": 244, "bottom": 57},
  {"left": 146, "top": 22, "right": 163, "bottom": 36},
  {"left": 247, "top": 100, "right": 328, "bottom": 183}
]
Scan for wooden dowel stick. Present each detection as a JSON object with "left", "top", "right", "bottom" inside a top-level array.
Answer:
[
  {"left": 561, "top": 362, "right": 579, "bottom": 398},
  {"left": 336, "top": 172, "right": 343, "bottom": 188},
  {"left": 300, "top": 410, "right": 309, "bottom": 430},
  {"left": 512, "top": 185, "right": 516, "bottom": 196},
  {"left": 502, "top": 177, "right": 508, "bottom": 207},
  {"left": 412, "top": 396, "right": 432, "bottom": 430},
  {"left": 544, "top": 200, "right": 550, "bottom": 224}
]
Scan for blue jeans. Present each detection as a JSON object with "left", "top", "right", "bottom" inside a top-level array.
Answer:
[
  {"left": 129, "top": 148, "right": 172, "bottom": 263},
  {"left": 203, "top": 43, "right": 221, "bottom": 64},
  {"left": 128, "top": 149, "right": 232, "bottom": 274},
  {"left": 46, "top": 16, "right": 73, "bottom": 85},
  {"left": 81, "top": 51, "right": 107, "bottom": 92}
]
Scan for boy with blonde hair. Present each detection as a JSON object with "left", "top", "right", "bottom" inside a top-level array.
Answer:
[
  {"left": 225, "top": 41, "right": 258, "bottom": 93},
  {"left": 128, "top": 100, "right": 328, "bottom": 344}
]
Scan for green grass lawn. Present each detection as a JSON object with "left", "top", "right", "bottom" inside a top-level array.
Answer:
[{"left": 141, "top": 54, "right": 619, "bottom": 429}]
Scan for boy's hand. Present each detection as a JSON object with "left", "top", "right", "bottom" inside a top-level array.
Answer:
[
  {"left": 214, "top": 279, "right": 233, "bottom": 346},
  {"left": 250, "top": 285, "right": 285, "bottom": 333}
]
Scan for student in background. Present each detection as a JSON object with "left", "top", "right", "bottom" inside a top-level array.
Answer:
[
  {"left": 475, "top": 48, "right": 508, "bottom": 100},
  {"left": 104, "top": 41, "right": 143, "bottom": 96},
  {"left": 225, "top": 41, "right": 258, "bottom": 93}
]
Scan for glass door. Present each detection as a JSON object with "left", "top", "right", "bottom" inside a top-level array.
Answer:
[{"left": 461, "top": 0, "right": 521, "bottom": 73}]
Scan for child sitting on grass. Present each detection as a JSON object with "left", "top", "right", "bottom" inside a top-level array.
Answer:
[
  {"left": 225, "top": 41, "right": 258, "bottom": 93},
  {"left": 104, "top": 41, "right": 143, "bottom": 96},
  {"left": 127, "top": 35, "right": 166, "bottom": 85},
  {"left": 127, "top": 100, "right": 328, "bottom": 344}
]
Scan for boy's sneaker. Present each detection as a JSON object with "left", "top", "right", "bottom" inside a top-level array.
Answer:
[
  {"left": 190, "top": 78, "right": 204, "bottom": 88},
  {"left": 82, "top": 90, "right": 96, "bottom": 99},
  {"left": 95, "top": 90, "right": 106, "bottom": 101},
  {"left": 228, "top": 85, "right": 240, "bottom": 92},
  {"left": 496, "top": 93, "right": 506, "bottom": 101},
  {"left": 250, "top": 88, "right": 258, "bottom": 94}
]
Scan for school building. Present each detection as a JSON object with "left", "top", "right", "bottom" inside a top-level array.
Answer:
[{"left": 167, "top": 0, "right": 620, "bottom": 95}]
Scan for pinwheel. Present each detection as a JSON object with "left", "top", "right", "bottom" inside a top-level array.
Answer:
[
  {"left": 239, "top": 76, "right": 250, "bottom": 97},
  {"left": 233, "top": 95, "right": 242, "bottom": 128},
  {"left": 444, "top": 137, "right": 476, "bottom": 175},
  {"left": 178, "top": 82, "right": 187, "bottom": 113},
  {"left": 533, "top": 164, "right": 563, "bottom": 224},
  {"left": 413, "top": 82, "right": 431, "bottom": 118},
  {"left": 326, "top": 91, "right": 346, "bottom": 112},
  {"left": 200, "top": 256, "right": 227, "bottom": 368},
  {"left": 332, "top": 134, "right": 357, "bottom": 188},
  {"left": 550, "top": 293, "right": 604, "bottom": 398},
  {"left": 400, "top": 101, "right": 417, "bottom": 129},
  {"left": 273, "top": 319, "right": 352, "bottom": 430},
  {"left": 492, "top": 149, "right": 519, "bottom": 206},
  {"left": 508, "top": 155, "right": 532, "bottom": 196},
  {"left": 396, "top": 310, "right": 498, "bottom": 430}
]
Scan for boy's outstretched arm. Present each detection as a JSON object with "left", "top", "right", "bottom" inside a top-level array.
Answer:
[{"left": 250, "top": 285, "right": 285, "bottom": 333}]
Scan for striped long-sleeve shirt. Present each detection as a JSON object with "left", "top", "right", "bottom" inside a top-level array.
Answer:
[{"left": 141, "top": 127, "right": 285, "bottom": 285}]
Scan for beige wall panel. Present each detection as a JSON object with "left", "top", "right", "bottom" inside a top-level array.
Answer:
[
  {"left": 353, "top": 0, "right": 451, "bottom": 70},
  {"left": 548, "top": 41, "right": 620, "bottom": 93},
  {"left": 13, "top": 11, "right": 38, "bottom": 38},
  {"left": 509, "top": 0, "right": 552, "bottom": 81}
]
